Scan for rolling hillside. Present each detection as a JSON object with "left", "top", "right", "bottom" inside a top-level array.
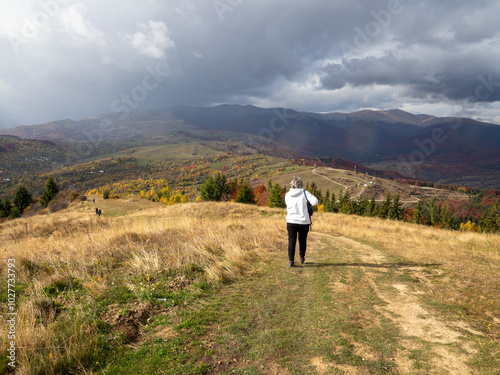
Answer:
[
  {"left": 257, "top": 167, "right": 469, "bottom": 205},
  {"left": 0, "top": 136, "right": 72, "bottom": 180},
  {"left": 2, "top": 105, "right": 500, "bottom": 189},
  {"left": 1, "top": 139, "right": 474, "bottom": 211}
]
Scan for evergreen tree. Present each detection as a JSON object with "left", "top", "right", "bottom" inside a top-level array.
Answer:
[
  {"left": 0, "top": 198, "right": 9, "bottom": 219},
  {"left": 329, "top": 192, "right": 338, "bottom": 212},
  {"left": 324, "top": 191, "right": 337, "bottom": 212},
  {"left": 3, "top": 198, "right": 12, "bottom": 218},
  {"left": 439, "top": 204, "right": 453, "bottom": 229},
  {"left": 366, "top": 196, "right": 377, "bottom": 217},
  {"left": 200, "top": 173, "right": 228, "bottom": 201},
  {"left": 492, "top": 202, "right": 500, "bottom": 233},
  {"left": 378, "top": 193, "right": 391, "bottom": 219},
  {"left": 13, "top": 185, "right": 32, "bottom": 213},
  {"left": 389, "top": 194, "right": 403, "bottom": 220},
  {"left": 9, "top": 206, "right": 21, "bottom": 219},
  {"left": 413, "top": 200, "right": 423, "bottom": 224},
  {"left": 309, "top": 181, "right": 316, "bottom": 193},
  {"left": 40, "top": 177, "right": 60, "bottom": 208},
  {"left": 339, "top": 190, "right": 352, "bottom": 214},
  {"left": 428, "top": 197, "right": 439, "bottom": 226},
  {"left": 352, "top": 196, "right": 368, "bottom": 216},
  {"left": 479, "top": 210, "right": 492, "bottom": 233},
  {"left": 236, "top": 181, "right": 256, "bottom": 204},
  {"left": 351, "top": 197, "right": 359, "bottom": 215},
  {"left": 200, "top": 176, "right": 216, "bottom": 201},
  {"left": 337, "top": 190, "right": 345, "bottom": 210},
  {"left": 308, "top": 181, "right": 322, "bottom": 202},
  {"left": 480, "top": 202, "right": 500, "bottom": 233},
  {"left": 323, "top": 190, "right": 330, "bottom": 206},
  {"left": 267, "top": 182, "right": 286, "bottom": 208}
]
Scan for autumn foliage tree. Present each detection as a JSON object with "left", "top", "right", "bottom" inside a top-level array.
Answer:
[{"left": 254, "top": 184, "right": 268, "bottom": 206}]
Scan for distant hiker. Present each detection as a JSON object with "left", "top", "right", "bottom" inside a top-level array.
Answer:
[
  {"left": 98, "top": 209, "right": 102, "bottom": 217},
  {"left": 95, "top": 207, "right": 99, "bottom": 215},
  {"left": 93, "top": 198, "right": 95, "bottom": 203},
  {"left": 285, "top": 176, "right": 318, "bottom": 267}
]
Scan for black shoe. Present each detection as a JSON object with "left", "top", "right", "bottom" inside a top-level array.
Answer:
[
  {"left": 300, "top": 258, "right": 305, "bottom": 264},
  {"left": 288, "top": 261, "right": 294, "bottom": 267}
]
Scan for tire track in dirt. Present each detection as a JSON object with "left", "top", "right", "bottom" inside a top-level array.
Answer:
[{"left": 311, "top": 231, "right": 482, "bottom": 374}]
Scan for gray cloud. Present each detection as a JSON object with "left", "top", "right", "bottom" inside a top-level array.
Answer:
[
  {"left": 321, "top": 53, "right": 500, "bottom": 103},
  {"left": 1, "top": 0, "right": 500, "bottom": 125}
]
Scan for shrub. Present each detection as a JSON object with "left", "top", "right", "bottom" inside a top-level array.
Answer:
[
  {"left": 48, "top": 199, "right": 69, "bottom": 213},
  {"left": 460, "top": 221, "right": 481, "bottom": 232}
]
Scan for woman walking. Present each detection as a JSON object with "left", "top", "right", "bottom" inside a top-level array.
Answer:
[{"left": 285, "top": 176, "right": 318, "bottom": 267}]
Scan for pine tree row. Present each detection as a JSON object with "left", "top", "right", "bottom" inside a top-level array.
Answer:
[
  {"left": 268, "top": 179, "right": 500, "bottom": 234},
  {"left": 199, "top": 173, "right": 256, "bottom": 204}
]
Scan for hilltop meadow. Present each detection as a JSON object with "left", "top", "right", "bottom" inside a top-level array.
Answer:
[{"left": 1, "top": 196, "right": 499, "bottom": 374}]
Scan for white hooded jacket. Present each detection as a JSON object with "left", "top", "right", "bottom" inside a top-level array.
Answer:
[{"left": 285, "top": 188, "right": 319, "bottom": 225}]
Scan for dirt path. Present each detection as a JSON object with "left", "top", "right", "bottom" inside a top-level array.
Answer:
[
  {"left": 312, "top": 168, "right": 349, "bottom": 189},
  {"left": 310, "top": 231, "right": 482, "bottom": 374},
  {"left": 311, "top": 168, "right": 421, "bottom": 204}
]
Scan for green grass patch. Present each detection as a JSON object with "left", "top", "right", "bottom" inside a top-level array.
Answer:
[{"left": 43, "top": 277, "right": 83, "bottom": 297}]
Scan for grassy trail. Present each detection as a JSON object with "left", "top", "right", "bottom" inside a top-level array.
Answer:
[{"left": 106, "top": 228, "right": 494, "bottom": 374}]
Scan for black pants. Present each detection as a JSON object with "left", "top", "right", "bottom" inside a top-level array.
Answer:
[{"left": 287, "top": 223, "right": 310, "bottom": 262}]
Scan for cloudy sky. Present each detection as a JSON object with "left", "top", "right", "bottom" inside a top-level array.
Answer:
[{"left": 1, "top": 0, "right": 500, "bottom": 127}]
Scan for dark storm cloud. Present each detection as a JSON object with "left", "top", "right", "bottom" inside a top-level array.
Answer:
[
  {"left": 1, "top": 0, "right": 500, "bottom": 125},
  {"left": 321, "top": 54, "right": 500, "bottom": 103}
]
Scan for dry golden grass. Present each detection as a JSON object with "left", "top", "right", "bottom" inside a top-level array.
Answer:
[
  {"left": 1, "top": 200, "right": 499, "bottom": 373},
  {"left": 0, "top": 201, "right": 287, "bottom": 374},
  {"left": 1, "top": 201, "right": 286, "bottom": 283}
]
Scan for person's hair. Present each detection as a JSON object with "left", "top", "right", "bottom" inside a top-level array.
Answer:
[{"left": 290, "top": 176, "right": 303, "bottom": 189}]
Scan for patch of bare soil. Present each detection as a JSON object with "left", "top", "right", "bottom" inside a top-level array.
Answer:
[
  {"left": 261, "top": 360, "right": 292, "bottom": 375},
  {"left": 371, "top": 281, "right": 477, "bottom": 374},
  {"left": 310, "top": 356, "right": 362, "bottom": 375},
  {"left": 101, "top": 302, "right": 155, "bottom": 344},
  {"left": 151, "top": 325, "right": 177, "bottom": 340}
]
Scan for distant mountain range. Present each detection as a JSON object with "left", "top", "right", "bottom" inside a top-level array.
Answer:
[{"left": 1, "top": 104, "right": 500, "bottom": 189}]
